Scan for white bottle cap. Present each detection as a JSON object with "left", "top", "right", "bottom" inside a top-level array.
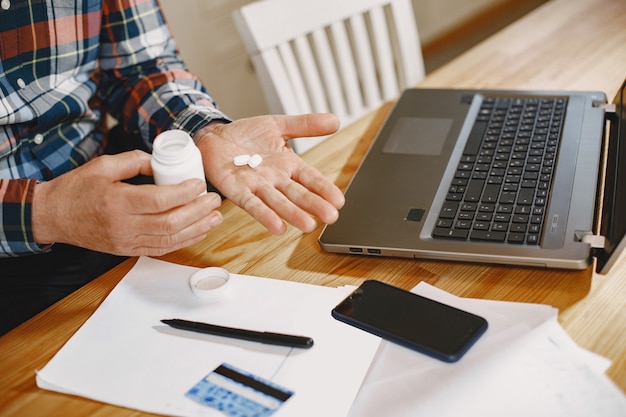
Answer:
[{"left": 189, "top": 267, "right": 231, "bottom": 301}]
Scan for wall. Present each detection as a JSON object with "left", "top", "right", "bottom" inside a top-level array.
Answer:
[{"left": 159, "top": 0, "right": 507, "bottom": 120}]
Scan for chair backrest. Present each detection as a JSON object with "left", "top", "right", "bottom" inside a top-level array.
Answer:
[{"left": 233, "top": 0, "right": 425, "bottom": 153}]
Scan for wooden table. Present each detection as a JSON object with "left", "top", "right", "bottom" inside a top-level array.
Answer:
[{"left": 1, "top": 0, "right": 625, "bottom": 415}]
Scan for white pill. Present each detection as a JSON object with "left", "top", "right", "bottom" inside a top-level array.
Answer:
[
  {"left": 233, "top": 154, "right": 251, "bottom": 166},
  {"left": 248, "top": 154, "right": 263, "bottom": 168}
]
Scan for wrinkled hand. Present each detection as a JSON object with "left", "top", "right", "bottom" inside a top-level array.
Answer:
[
  {"left": 32, "top": 150, "right": 223, "bottom": 256},
  {"left": 194, "top": 114, "right": 345, "bottom": 234}
]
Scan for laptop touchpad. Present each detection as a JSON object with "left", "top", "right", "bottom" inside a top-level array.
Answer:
[{"left": 382, "top": 117, "right": 452, "bottom": 156}]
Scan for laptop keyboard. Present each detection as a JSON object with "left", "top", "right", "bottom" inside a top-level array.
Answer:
[{"left": 432, "top": 95, "right": 567, "bottom": 245}]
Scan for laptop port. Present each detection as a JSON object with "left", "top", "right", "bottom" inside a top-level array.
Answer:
[
  {"left": 349, "top": 247, "right": 363, "bottom": 253},
  {"left": 367, "top": 248, "right": 381, "bottom": 254}
]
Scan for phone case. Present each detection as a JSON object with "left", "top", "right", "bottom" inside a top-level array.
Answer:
[{"left": 331, "top": 280, "right": 488, "bottom": 362}]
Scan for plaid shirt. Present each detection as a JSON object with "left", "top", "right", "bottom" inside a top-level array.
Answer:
[{"left": 0, "top": 0, "right": 229, "bottom": 257}]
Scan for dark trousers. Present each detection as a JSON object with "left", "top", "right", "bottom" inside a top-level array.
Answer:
[
  {"left": 0, "top": 126, "right": 146, "bottom": 336},
  {"left": 0, "top": 245, "right": 127, "bottom": 335}
]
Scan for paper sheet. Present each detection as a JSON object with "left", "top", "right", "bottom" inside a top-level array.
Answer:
[
  {"left": 348, "top": 282, "right": 626, "bottom": 417},
  {"left": 36, "top": 257, "right": 381, "bottom": 417},
  {"left": 35, "top": 259, "right": 626, "bottom": 416}
]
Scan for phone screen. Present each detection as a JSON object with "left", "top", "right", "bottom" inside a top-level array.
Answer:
[{"left": 332, "top": 280, "right": 488, "bottom": 362}]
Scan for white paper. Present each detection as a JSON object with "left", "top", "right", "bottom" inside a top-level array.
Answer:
[
  {"left": 36, "top": 257, "right": 380, "bottom": 417},
  {"left": 348, "top": 282, "right": 626, "bottom": 417}
]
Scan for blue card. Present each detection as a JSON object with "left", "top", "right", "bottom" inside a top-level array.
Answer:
[{"left": 186, "top": 363, "right": 294, "bottom": 417}]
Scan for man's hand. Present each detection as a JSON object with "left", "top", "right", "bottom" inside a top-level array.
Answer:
[
  {"left": 32, "top": 150, "right": 223, "bottom": 256},
  {"left": 194, "top": 114, "right": 345, "bottom": 235}
]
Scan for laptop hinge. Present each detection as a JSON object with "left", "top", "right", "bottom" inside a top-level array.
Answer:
[
  {"left": 579, "top": 232, "right": 606, "bottom": 250},
  {"left": 594, "top": 102, "right": 616, "bottom": 113}
]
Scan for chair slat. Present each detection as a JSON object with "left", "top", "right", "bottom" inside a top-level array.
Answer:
[
  {"left": 349, "top": 13, "right": 381, "bottom": 110},
  {"left": 389, "top": 0, "right": 425, "bottom": 87},
  {"left": 330, "top": 20, "right": 366, "bottom": 118},
  {"left": 277, "top": 42, "right": 313, "bottom": 114},
  {"left": 369, "top": 6, "right": 400, "bottom": 101},
  {"left": 294, "top": 35, "right": 329, "bottom": 114},
  {"left": 312, "top": 28, "right": 348, "bottom": 120},
  {"left": 253, "top": 50, "right": 295, "bottom": 114}
]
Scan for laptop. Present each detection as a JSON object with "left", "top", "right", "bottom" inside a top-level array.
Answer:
[{"left": 319, "top": 79, "right": 626, "bottom": 273}]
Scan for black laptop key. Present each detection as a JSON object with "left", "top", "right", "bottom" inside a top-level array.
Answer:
[
  {"left": 517, "top": 188, "right": 535, "bottom": 205},
  {"left": 433, "top": 227, "right": 469, "bottom": 239},
  {"left": 472, "top": 221, "right": 490, "bottom": 230},
  {"left": 526, "top": 234, "right": 539, "bottom": 244},
  {"left": 470, "top": 230, "right": 506, "bottom": 242},
  {"left": 481, "top": 184, "right": 500, "bottom": 202},
  {"left": 464, "top": 180, "right": 484, "bottom": 202},
  {"left": 499, "top": 191, "right": 517, "bottom": 204},
  {"left": 463, "top": 121, "right": 488, "bottom": 156},
  {"left": 436, "top": 219, "right": 453, "bottom": 228},
  {"left": 439, "top": 201, "right": 459, "bottom": 219},
  {"left": 507, "top": 232, "right": 526, "bottom": 243},
  {"left": 496, "top": 98, "right": 510, "bottom": 109}
]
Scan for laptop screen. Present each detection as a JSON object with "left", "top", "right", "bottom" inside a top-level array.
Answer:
[{"left": 596, "top": 79, "right": 626, "bottom": 273}]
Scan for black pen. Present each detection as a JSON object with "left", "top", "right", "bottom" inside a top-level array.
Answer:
[{"left": 161, "top": 319, "right": 314, "bottom": 349}]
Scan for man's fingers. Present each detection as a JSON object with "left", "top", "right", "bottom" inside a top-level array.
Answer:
[
  {"left": 123, "top": 180, "right": 215, "bottom": 215},
  {"left": 241, "top": 183, "right": 320, "bottom": 233},
  {"left": 292, "top": 163, "right": 345, "bottom": 211},
  {"left": 135, "top": 193, "right": 223, "bottom": 234},
  {"left": 238, "top": 191, "right": 287, "bottom": 235},
  {"left": 276, "top": 113, "right": 340, "bottom": 140},
  {"left": 130, "top": 209, "right": 223, "bottom": 255},
  {"left": 99, "top": 150, "right": 154, "bottom": 181}
]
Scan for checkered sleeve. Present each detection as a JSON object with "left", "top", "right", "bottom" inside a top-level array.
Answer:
[
  {"left": 0, "top": 179, "right": 50, "bottom": 257},
  {"left": 97, "top": 0, "right": 231, "bottom": 145}
]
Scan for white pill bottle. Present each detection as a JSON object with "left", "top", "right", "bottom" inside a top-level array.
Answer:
[{"left": 151, "top": 130, "right": 206, "bottom": 192}]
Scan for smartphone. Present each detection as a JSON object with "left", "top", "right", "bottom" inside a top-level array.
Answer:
[{"left": 332, "top": 280, "right": 488, "bottom": 362}]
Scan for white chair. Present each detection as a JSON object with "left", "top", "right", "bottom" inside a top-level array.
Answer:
[{"left": 233, "top": 0, "right": 426, "bottom": 154}]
